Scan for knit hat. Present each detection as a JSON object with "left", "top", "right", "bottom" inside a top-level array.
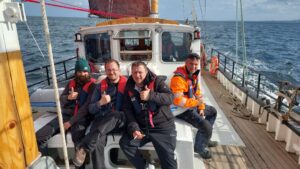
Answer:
[{"left": 75, "top": 58, "right": 90, "bottom": 72}]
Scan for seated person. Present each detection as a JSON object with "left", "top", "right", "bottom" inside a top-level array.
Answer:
[
  {"left": 73, "top": 59, "right": 127, "bottom": 168},
  {"left": 162, "top": 32, "right": 178, "bottom": 62},
  {"left": 120, "top": 61, "right": 177, "bottom": 169},
  {"left": 170, "top": 53, "right": 218, "bottom": 159},
  {"left": 36, "top": 58, "right": 96, "bottom": 159}
]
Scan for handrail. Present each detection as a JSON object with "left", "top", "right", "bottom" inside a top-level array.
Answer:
[
  {"left": 211, "top": 48, "right": 285, "bottom": 105},
  {"left": 25, "top": 56, "right": 77, "bottom": 92}
]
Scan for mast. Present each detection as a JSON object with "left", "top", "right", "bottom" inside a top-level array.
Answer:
[
  {"left": 0, "top": 0, "right": 39, "bottom": 168},
  {"left": 150, "top": 0, "right": 159, "bottom": 18}
]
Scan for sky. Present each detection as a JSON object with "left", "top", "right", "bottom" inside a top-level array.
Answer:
[{"left": 23, "top": 0, "right": 300, "bottom": 21}]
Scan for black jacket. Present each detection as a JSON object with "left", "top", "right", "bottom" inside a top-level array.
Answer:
[
  {"left": 123, "top": 70, "right": 175, "bottom": 135},
  {"left": 60, "top": 79, "right": 96, "bottom": 125}
]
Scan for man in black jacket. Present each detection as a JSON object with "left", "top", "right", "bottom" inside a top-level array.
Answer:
[{"left": 120, "top": 61, "right": 177, "bottom": 169}]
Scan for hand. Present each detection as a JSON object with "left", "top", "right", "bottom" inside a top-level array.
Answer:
[
  {"left": 196, "top": 94, "right": 204, "bottom": 105},
  {"left": 63, "top": 121, "right": 71, "bottom": 130},
  {"left": 199, "top": 109, "right": 205, "bottom": 117},
  {"left": 68, "top": 87, "right": 78, "bottom": 100},
  {"left": 140, "top": 85, "right": 150, "bottom": 101},
  {"left": 99, "top": 91, "right": 111, "bottom": 106},
  {"left": 132, "top": 130, "right": 145, "bottom": 140}
]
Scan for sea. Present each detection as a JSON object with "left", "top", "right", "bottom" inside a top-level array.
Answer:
[{"left": 17, "top": 17, "right": 300, "bottom": 90}]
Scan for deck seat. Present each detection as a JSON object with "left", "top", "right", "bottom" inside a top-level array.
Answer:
[
  {"left": 35, "top": 112, "right": 196, "bottom": 169},
  {"left": 103, "top": 119, "right": 195, "bottom": 169}
]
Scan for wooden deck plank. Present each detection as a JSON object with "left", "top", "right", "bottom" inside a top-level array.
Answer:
[{"left": 202, "top": 71, "right": 300, "bottom": 169}]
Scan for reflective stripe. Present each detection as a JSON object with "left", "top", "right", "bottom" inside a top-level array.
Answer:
[
  {"left": 178, "top": 97, "right": 187, "bottom": 107},
  {"left": 174, "top": 92, "right": 184, "bottom": 98}
]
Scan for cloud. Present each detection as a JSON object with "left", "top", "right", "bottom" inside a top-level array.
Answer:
[{"left": 243, "top": 0, "right": 300, "bottom": 20}]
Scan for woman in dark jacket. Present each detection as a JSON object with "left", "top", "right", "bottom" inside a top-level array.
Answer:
[{"left": 120, "top": 61, "right": 177, "bottom": 169}]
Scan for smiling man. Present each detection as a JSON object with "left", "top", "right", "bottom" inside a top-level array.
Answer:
[
  {"left": 73, "top": 59, "right": 127, "bottom": 168},
  {"left": 120, "top": 61, "right": 177, "bottom": 169},
  {"left": 170, "top": 53, "right": 218, "bottom": 159},
  {"left": 36, "top": 58, "right": 96, "bottom": 161}
]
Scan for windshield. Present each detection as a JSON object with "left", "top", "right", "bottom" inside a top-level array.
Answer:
[
  {"left": 84, "top": 33, "right": 111, "bottom": 63},
  {"left": 162, "top": 32, "right": 192, "bottom": 62},
  {"left": 116, "top": 30, "right": 152, "bottom": 61}
]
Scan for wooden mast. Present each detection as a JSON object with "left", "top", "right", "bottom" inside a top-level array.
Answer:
[
  {"left": 150, "top": 0, "right": 159, "bottom": 18},
  {"left": 0, "top": 1, "right": 39, "bottom": 168}
]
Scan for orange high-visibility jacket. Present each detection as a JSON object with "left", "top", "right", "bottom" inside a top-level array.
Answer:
[{"left": 170, "top": 66, "right": 205, "bottom": 110}]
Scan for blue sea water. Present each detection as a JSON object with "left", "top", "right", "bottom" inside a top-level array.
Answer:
[{"left": 17, "top": 17, "right": 300, "bottom": 86}]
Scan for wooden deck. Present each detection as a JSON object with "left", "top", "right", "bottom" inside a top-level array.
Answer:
[{"left": 203, "top": 70, "right": 299, "bottom": 169}]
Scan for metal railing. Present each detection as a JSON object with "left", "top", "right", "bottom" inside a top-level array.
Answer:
[
  {"left": 211, "top": 48, "right": 280, "bottom": 103},
  {"left": 25, "top": 56, "right": 77, "bottom": 92}
]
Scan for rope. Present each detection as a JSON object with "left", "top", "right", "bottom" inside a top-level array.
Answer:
[
  {"left": 50, "top": 0, "right": 84, "bottom": 9},
  {"left": 235, "top": 0, "right": 239, "bottom": 63},
  {"left": 191, "top": 0, "right": 198, "bottom": 26},
  {"left": 24, "top": 0, "right": 131, "bottom": 19},
  {"left": 24, "top": 22, "right": 46, "bottom": 59},
  {"left": 236, "top": 0, "right": 248, "bottom": 78},
  {"left": 39, "top": 0, "right": 70, "bottom": 168}
]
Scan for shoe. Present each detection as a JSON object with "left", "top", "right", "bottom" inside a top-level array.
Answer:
[
  {"left": 196, "top": 149, "right": 212, "bottom": 159},
  {"left": 73, "top": 147, "right": 86, "bottom": 167},
  {"left": 208, "top": 140, "right": 218, "bottom": 147}
]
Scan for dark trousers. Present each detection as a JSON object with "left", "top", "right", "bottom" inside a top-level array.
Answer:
[
  {"left": 177, "top": 104, "right": 217, "bottom": 152},
  {"left": 80, "top": 111, "right": 126, "bottom": 169},
  {"left": 36, "top": 113, "right": 90, "bottom": 150},
  {"left": 119, "top": 127, "right": 177, "bottom": 169}
]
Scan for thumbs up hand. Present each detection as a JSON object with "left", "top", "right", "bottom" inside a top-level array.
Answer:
[
  {"left": 68, "top": 87, "right": 78, "bottom": 100},
  {"left": 140, "top": 85, "right": 150, "bottom": 101},
  {"left": 99, "top": 91, "right": 111, "bottom": 106}
]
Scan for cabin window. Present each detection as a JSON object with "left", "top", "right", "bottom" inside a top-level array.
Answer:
[
  {"left": 114, "top": 30, "right": 152, "bottom": 61},
  {"left": 161, "top": 32, "right": 192, "bottom": 62},
  {"left": 84, "top": 33, "right": 111, "bottom": 63}
]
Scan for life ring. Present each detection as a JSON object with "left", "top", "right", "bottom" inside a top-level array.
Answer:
[{"left": 210, "top": 55, "right": 219, "bottom": 76}]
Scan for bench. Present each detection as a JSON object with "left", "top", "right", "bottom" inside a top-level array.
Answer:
[{"left": 34, "top": 112, "right": 196, "bottom": 169}]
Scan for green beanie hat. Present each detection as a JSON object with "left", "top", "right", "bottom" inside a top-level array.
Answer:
[{"left": 75, "top": 58, "right": 90, "bottom": 72}]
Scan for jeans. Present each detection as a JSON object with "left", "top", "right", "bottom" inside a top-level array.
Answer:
[{"left": 177, "top": 105, "right": 217, "bottom": 152}]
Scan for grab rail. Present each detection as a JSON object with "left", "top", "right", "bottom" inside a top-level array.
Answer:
[
  {"left": 25, "top": 56, "right": 77, "bottom": 92},
  {"left": 211, "top": 48, "right": 288, "bottom": 105}
]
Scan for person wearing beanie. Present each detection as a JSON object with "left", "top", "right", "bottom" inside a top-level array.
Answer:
[
  {"left": 75, "top": 58, "right": 91, "bottom": 73},
  {"left": 36, "top": 58, "right": 96, "bottom": 168}
]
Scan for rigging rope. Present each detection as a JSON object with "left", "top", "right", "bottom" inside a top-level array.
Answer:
[
  {"left": 24, "top": 0, "right": 131, "bottom": 19},
  {"left": 191, "top": 0, "right": 198, "bottom": 26},
  {"left": 24, "top": 22, "right": 46, "bottom": 59},
  {"left": 236, "top": 0, "right": 248, "bottom": 81},
  {"left": 39, "top": 0, "right": 70, "bottom": 168},
  {"left": 197, "top": 0, "right": 208, "bottom": 44},
  {"left": 50, "top": 0, "right": 84, "bottom": 9}
]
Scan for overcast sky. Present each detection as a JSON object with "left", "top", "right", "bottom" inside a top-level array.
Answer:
[{"left": 23, "top": 0, "right": 300, "bottom": 21}]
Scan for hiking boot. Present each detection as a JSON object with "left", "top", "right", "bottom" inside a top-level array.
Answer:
[
  {"left": 73, "top": 147, "right": 86, "bottom": 167},
  {"left": 208, "top": 140, "right": 218, "bottom": 147},
  {"left": 196, "top": 148, "right": 212, "bottom": 159}
]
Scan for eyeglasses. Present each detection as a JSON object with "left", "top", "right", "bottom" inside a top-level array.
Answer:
[{"left": 105, "top": 69, "right": 119, "bottom": 72}]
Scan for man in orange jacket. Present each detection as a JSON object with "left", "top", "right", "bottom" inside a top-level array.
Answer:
[{"left": 170, "top": 53, "right": 217, "bottom": 159}]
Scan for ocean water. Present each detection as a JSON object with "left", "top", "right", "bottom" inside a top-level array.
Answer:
[{"left": 17, "top": 17, "right": 300, "bottom": 87}]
